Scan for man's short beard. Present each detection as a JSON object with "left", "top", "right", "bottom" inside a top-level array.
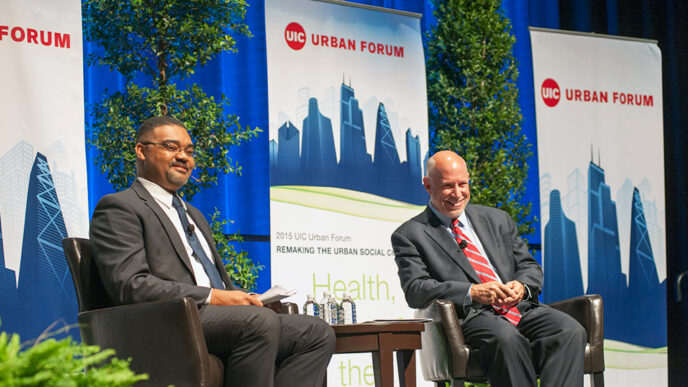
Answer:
[{"left": 167, "top": 170, "right": 189, "bottom": 187}]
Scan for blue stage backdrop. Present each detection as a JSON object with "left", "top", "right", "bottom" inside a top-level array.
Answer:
[{"left": 83, "top": 0, "right": 552, "bottom": 295}]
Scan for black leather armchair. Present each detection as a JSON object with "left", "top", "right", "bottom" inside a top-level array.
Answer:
[
  {"left": 415, "top": 294, "right": 605, "bottom": 387},
  {"left": 63, "top": 237, "right": 296, "bottom": 386}
]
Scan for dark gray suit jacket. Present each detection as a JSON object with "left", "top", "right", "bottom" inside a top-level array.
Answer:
[
  {"left": 89, "top": 179, "right": 235, "bottom": 306},
  {"left": 391, "top": 204, "right": 542, "bottom": 321}
]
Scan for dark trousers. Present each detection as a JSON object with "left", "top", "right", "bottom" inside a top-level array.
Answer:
[
  {"left": 200, "top": 305, "right": 336, "bottom": 387},
  {"left": 462, "top": 302, "right": 586, "bottom": 387}
]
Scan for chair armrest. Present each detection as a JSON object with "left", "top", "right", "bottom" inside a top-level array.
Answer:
[
  {"left": 415, "top": 299, "right": 470, "bottom": 381},
  {"left": 548, "top": 294, "right": 604, "bottom": 372},
  {"left": 78, "top": 298, "right": 216, "bottom": 385},
  {"left": 278, "top": 301, "right": 299, "bottom": 314}
]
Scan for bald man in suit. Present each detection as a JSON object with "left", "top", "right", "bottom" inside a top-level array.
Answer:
[
  {"left": 90, "top": 116, "right": 335, "bottom": 387},
  {"left": 392, "top": 151, "right": 585, "bottom": 387}
]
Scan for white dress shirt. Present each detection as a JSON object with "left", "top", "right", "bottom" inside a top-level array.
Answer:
[
  {"left": 428, "top": 202, "right": 504, "bottom": 304},
  {"left": 137, "top": 177, "right": 217, "bottom": 296}
]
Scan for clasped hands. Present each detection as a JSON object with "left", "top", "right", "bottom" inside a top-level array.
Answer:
[{"left": 470, "top": 280, "right": 525, "bottom": 308}]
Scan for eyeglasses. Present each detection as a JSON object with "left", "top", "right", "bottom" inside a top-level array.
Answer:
[{"left": 141, "top": 141, "right": 195, "bottom": 157}]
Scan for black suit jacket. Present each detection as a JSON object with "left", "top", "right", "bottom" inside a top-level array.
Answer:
[
  {"left": 391, "top": 204, "right": 542, "bottom": 321},
  {"left": 89, "top": 179, "right": 235, "bottom": 306}
]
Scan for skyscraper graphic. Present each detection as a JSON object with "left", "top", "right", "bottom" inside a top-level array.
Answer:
[
  {"left": 270, "top": 79, "right": 428, "bottom": 205},
  {"left": 543, "top": 190, "right": 583, "bottom": 303},
  {"left": 404, "top": 129, "right": 422, "bottom": 179},
  {"left": 300, "top": 98, "right": 337, "bottom": 181},
  {"left": 277, "top": 121, "right": 301, "bottom": 175},
  {"left": 340, "top": 82, "right": 370, "bottom": 169},
  {"left": 269, "top": 140, "right": 278, "bottom": 170},
  {"left": 17, "top": 153, "right": 77, "bottom": 339},
  {"left": 0, "top": 212, "right": 20, "bottom": 334},
  {"left": 627, "top": 187, "right": 666, "bottom": 347},
  {"left": 586, "top": 160, "right": 628, "bottom": 341},
  {"left": 373, "top": 103, "right": 400, "bottom": 170},
  {"left": 0, "top": 141, "right": 34, "bottom": 275}
]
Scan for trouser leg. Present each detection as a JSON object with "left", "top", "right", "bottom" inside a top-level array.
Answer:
[
  {"left": 517, "top": 303, "right": 586, "bottom": 387},
  {"left": 461, "top": 309, "right": 537, "bottom": 387},
  {"left": 200, "top": 305, "right": 281, "bottom": 387},
  {"left": 275, "top": 314, "right": 336, "bottom": 387}
]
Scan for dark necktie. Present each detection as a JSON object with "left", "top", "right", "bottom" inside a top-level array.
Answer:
[
  {"left": 171, "top": 195, "right": 225, "bottom": 289},
  {"left": 452, "top": 218, "right": 521, "bottom": 325}
]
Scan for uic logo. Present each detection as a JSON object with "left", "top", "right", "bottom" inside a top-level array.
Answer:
[
  {"left": 285, "top": 22, "right": 306, "bottom": 50},
  {"left": 541, "top": 78, "right": 560, "bottom": 107}
]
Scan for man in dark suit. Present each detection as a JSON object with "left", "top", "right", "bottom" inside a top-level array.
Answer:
[
  {"left": 90, "top": 116, "right": 335, "bottom": 387},
  {"left": 392, "top": 150, "right": 585, "bottom": 387}
]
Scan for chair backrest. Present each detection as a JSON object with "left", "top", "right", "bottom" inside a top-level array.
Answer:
[{"left": 62, "top": 237, "right": 113, "bottom": 312}]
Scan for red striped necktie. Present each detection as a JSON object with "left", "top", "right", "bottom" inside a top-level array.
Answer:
[{"left": 452, "top": 218, "right": 521, "bottom": 326}]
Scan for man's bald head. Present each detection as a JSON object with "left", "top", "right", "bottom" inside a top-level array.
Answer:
[{"left": 423, "top": 151, "right": 471, "bottom": 218}]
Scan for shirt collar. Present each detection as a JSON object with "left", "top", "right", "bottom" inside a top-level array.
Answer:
[
  {"left": 428, "top": 201, "right": 469, "bottom": 228},
  {"left": 137, "top": 177, "right": 182, "bottom": 210}
]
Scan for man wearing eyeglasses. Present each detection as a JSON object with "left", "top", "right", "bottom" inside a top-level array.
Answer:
[{"left": 89, "top": 116, "right": 335, "bottom": 387}]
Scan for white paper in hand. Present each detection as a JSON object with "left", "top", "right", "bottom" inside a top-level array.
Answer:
[{"left": 258, "top": 285, "right": 297, "bottom": 304}]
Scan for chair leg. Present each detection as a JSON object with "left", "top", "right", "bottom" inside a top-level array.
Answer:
[
  {"left": 590, "top": 371, "right": 604, "bottom": 387},
  {"left": 450, "top": 379, "right": 466, "bottom": 387},
  {"left": 434, "top": 382, "right": 446, "bottom": 387}
]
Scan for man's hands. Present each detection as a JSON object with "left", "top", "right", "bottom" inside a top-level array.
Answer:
[
  {"left": 470, "top": 280, "right": 525, "bottom": 308},
  {"left": 210, "top": 289, "right": 263, "bottom": 306}
]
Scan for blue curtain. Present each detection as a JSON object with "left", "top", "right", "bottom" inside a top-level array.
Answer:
[{"left": 83, "top": 0, "right": 688, "bottom": 312}]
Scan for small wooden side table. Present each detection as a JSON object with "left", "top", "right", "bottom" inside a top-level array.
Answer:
[{"left": 330, "top": 321, "right": 425, "bottom": 387}]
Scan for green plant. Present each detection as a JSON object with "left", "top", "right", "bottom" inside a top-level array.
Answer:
[
  {"left": 83, "top": 0, "right": 263, "bottom": 288},
  {"left": 210, "top": 209, "right": 264, "bottom": 291},
  {"left": 0, "top": 324, "right": 147, "bottom": 386},
  {"left": 83, "top": 0, "right": 260, "bottom": 200},
  {"left": 426, "top": 0, "right": 535, "bottom": 238}
]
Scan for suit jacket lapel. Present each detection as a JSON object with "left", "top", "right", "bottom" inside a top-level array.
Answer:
[
  {"left": 465, "top": 205, "right": 508, "bottom": 281},
  {"left": 421, "top": 207, "right": 481, "bottom": 283},
  {"left": 131, "top": 180, "right": 196, "bottom": 276}
]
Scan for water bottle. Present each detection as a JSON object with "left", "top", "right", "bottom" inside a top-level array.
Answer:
[
  {"left": 319, "top": 291, "right": 334, "bottom": 324},
  {"left": 339, "top": 292, "right": 357, "bottom": 324},
  {"left": 326, "top": 293, "right": 339, "bottom": 325},
  {"left": 303, "top": 294, "right": 319, "bottom": 318}
]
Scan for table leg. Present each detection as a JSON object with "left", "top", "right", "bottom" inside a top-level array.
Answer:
[
  {"left": 396, "top": 349, "right": 416, "bottom": 387},
  {"left": 372, "top": 333, "right": 395, "bottom": 387}
]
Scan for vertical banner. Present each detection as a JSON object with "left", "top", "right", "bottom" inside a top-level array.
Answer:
[
  {"left": 265, "top": 0, "right": 430, "bottom": 385},
  {"left": 531, "top": 29, "right": 666, "bottom": 385},
  {"left": 0, "top": 0, "right": 87, "bottom": 339}
]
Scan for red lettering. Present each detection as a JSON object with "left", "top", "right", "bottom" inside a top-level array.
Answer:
[
  {"left": 591, "top": 91, "right": 599, "bottom": 102},
  {"left": 626, "top": 93, "right": 633, "bottom": 105},
  {"left": 644, "top": 95, "right": 653, "bottom": 106},
  {"left": 376, "top": 43, "right": 383, "bottom": 54},
  {"left": 394, "top": 46, "right": 404, "bottom": 57},
  {"left": 613, "top": 92, "right": 619, "bottom": 103},
  {"left": 584, "top": 90, "right": 591, "bottom": 101},
  {"left": 634, "top": 94, "right": 643, "bottom": 105},
  {"left": 321, "top": 35, "right": 329, "bottom": 47},
  {"left": 574, "top": 89, "right": 582, "bottom": 101},
  {"left": 360, "top": 41, "right": 367, "bottom": 52},
  {"left": 566, "top": 89, "right": 573, "bottom": 100},
  {"left": 27, "top": 28, "right": 38, "bottom": 44},
  {"left": 54, "top": 32, "right": 70, "bottom": 48},
  {"left": 11, "top": 26, "right": 24, "bottom": 42},
  {"left": 348, "top": 39, "right": 355, "bottom": 50},
  {"left": 40, "top": 30, "right": 52, "bottom": 46},
  {"left": 0, "top": 25, "right": 9, "bottom": 40},
  {"left": 385, "top": 45, "right": 392, "bottom": 56},
  {"left": 600, "top": 92, "right": 608, "bottom": 103}
]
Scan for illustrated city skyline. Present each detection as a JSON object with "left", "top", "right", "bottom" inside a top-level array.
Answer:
[
  {"left": 270, "top": 80, "right": 429, "bottom": 205},
  {"left": 0, "top": 143, "right": 79, "bottom": 339},
  {"left": 543, "top": 157, "right": 666, "bottom": 347}
]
